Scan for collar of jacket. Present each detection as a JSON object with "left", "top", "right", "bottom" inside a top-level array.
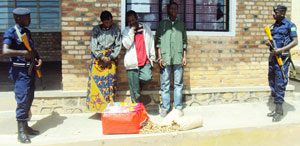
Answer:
[
  {"left": 275, "top": 17, "right": 288, "bottom": 25},
  {"left": 165, "top": 17, "right": 180, "bottom": 24},
  {"left": 100, "top": 24, "right": 112, "bottom": 31},
  {"left": 15, "top": 24, "right": 26, "bottom": 33}
]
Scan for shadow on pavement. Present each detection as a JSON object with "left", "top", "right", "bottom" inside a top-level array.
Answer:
[
  {"left": 289, "top": 78, "right": 300, "bottom": 93},
  {"left": 146, "top": 104, "right": 160, "bottom": 116},
  {"left": 283, "top": 102, "right": 296, "bottom": 116},
  {"left": 88, "top": 113, "right": 102, "bottom": 121},
  {"left": 30, "top": 111, "right": 67, "bottom": 137},
  {"left": 267, "top": 96, "right": 296, "bottom": 117}
]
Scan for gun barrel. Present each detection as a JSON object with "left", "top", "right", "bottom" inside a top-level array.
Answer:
[
  {"left": 21, "top": 33, "right": 42, "bottom": 78},
  {"left": 265, "top": 25, "right": 286, "bottom": 80}
]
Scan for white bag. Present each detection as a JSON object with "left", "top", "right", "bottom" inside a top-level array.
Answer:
[{"left": 162, "top": 109, "right": 203, "bottom": 131}]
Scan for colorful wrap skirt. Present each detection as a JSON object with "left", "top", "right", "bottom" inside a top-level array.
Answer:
[{"left": 86, "top": 48, "right": 117, "bottom": 112}]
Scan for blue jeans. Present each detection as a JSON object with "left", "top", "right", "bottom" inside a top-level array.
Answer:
[{"left": 160, "top": 65, "right": 183, "bottom": 111}]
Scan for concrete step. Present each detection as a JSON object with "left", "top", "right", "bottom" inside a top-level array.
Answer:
[
  {"left": 290, "top": 60, "right": 300, "bottom": 81},
  {"left": 42, "top": 124, "right": 300, "bottom": 146},
  {"left": 0, "top": 85, "right": 297, "bottom": 115},
  {"left": 1, "top": 101, "right": 300, "bottom": 146}
]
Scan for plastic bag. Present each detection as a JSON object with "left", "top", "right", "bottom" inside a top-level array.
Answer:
[{"left": 102, "top": 102, "right": 150, "bottom": 134}]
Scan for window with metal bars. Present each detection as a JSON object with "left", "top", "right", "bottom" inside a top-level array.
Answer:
[
  {"left": 126, "top": 0, "right": 229, "bottom": 31},
  {"left": 0, "top": 0, "right": 61, "bottom": 32}
]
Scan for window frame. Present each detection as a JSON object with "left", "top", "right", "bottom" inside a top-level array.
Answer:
[
  {"left": 0, "top": 0, "right": 61, "bottom": 32},
  {"left": 121, "top": 0, "right": 236, "bottom": 36}
]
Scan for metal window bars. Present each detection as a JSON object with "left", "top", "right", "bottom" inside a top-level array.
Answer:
[
  {"left": 126, "top": 0, "right": 229, "bottom": 31},
  {"left": 0, "top": 0, "right": 61, "bottom": 32}
]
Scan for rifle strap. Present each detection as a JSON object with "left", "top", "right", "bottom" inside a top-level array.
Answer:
[
  {"left": 14, "top": 25, "right": 24, "bottom": 42},
  {"left": 283, "top": 56, "right": 289, "bottom": 65},
  {"left": 289, "top": 53, "right": 296, "bottom": 70},
  {"left": 282, "top": 54, "right": 296, "bottom": 70},
  {"left": 290, "top": 58, "right": 296, "bottom": 70}
]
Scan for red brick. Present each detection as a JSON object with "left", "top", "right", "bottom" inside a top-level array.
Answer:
[
  {"left": 62, "top": 8, "right": 74, "bottom": 11},
  {"left": 59, "top": 0, "right": 293, "bottom": 91},
  {"left": 68, "top": 3, "right": 78, "bottom": 7},
  {"left": 80, "top": 3, "right": 93, "bottom": 7},
  {"left": 90, "top": 8, "right": 103, "bottom": 11}
]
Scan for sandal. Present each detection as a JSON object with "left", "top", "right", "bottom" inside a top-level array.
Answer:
[{"left": 160, "top": 110, "right": 167, "bottom": 118}]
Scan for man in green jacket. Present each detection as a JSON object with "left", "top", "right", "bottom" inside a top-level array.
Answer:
[{"left": 156, "top": 2, "right": 187, "bottom": 117}]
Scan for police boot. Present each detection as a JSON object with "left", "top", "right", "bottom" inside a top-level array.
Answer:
[
  {"left": 17, "top": 121, "right": 31, "bottom": 143},
  {"left": 272, "top": 103, "right": 283, "bottom": 122},
  {"left": 267, "top": 110, "right": 276, "bottom": 117},
  {"left": 25, "top": 121, "right": 40, "bottom": 135}
]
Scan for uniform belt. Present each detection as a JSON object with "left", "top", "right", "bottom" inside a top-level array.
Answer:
[
  {"left": 12, "top": 62, "right": 31, "bottom": 67},
  {"left": 281, "top": 51, "right": 289, "bottom": 56}
]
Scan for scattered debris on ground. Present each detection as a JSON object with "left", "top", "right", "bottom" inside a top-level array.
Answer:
[{"left": 140, "top": 121, "right": 181, "bottom": 134}]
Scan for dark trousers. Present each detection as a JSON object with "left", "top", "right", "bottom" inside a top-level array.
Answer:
[
  {"left": 268, "top": 56, "right": 290, "bottom": 104},
  {"left": 127, "top": 63, "right": 152, "bottom": 103},
  {"left": 10, "top": 66, "right": 35, "bottom": 121}
]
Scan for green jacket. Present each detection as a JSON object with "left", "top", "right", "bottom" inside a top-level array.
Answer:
[{"left": 156, "top": 18, "right": 187, "bottom": 66}]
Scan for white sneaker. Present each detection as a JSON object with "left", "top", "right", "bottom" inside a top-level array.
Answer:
[{"left": 177, "top": 109, "right": 184, "bottom": 117}]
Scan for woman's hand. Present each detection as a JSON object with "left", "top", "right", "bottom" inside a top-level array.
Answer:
[{"left": 103, "top": 57, "right": 111, "bottom": 63}]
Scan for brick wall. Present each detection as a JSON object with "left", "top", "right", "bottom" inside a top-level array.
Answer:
[
  {"left": 61, "top": 0, "right": 293, "bottom": 91},
  {"left": 0, "top": 32, "right": 61, "bottom": 62},
  {"left": 61, "top": 0, "right": 122, "bottom": 90},
  {"left": 291, "top": 0, "right": 300, "bottom": 60}
]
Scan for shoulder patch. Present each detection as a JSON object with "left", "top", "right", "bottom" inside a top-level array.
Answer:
[{"left": 291, "top": 27, "right": 297, "bottom": 32}]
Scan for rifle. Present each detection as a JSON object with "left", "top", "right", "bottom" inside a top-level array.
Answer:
[
  {"left": 15, "top": 25, "right": 42, "bottom": 78},
  {"left": 264, "top": 25, "right": 286, "bottom": 80}
]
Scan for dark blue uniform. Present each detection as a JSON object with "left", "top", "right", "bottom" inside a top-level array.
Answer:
[
  {"left": 269, "top": 18, "right": 297, "bottom": 104},
  {"left": 2, "top": 25, "right": 35, "bottom": 121}
]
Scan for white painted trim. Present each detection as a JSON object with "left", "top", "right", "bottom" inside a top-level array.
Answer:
[
  {"left": 121, "top": 0, "right": 126, "bottom": 31},
  {"left": 121, "top": 0, "right": 236, "bottom": 36}
]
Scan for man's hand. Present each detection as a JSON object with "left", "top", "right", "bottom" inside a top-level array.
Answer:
[
  {"left": 24, "top": 51, "right": 31, "bottom": 60},
  {"left": 35, "top": 58, "right": 42, "bottom": 70},
  {"left": 30, "top": 50, "right": 39, "bottom": 58},
  {"left": 130, "top": 26, "right": 136, "bottom": 34},
  {"left": 159, "top": 58, "right": 164, "bottom": 69},
  {"left": 266, "top": 40, "right": 273, "bottom": 47},
  {"left": 182, "top": 57, "right": 187, "bottom": 66},
  {"left": 182, "top": 49, "right": 187, "bottom": 66},
  {"left": 271, "top": 49, "right": 282, "bottom": 55},
  {"left": 25, "top": 50, "right": 39, "bottom": 60}
]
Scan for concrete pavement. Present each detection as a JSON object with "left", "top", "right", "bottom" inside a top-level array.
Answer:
[{"left": 1, "top": 96, "right": 300, "bottom": 146}]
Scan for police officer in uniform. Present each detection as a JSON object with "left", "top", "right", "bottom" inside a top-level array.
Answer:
[
  {"left": 2, "top": 8, "right": 42, "bottom": 143},
  {"left": 267, "top": 5, "right": 298, "bottom": 122}
]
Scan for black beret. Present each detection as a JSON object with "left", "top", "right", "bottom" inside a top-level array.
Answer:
[
  {"left": 273, "top": 5, "right": 287, "bottom": 12},
  {"left": 13, "top": 8, "right": 31, "bottom": 15}
]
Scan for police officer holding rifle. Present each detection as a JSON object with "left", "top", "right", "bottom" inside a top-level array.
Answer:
[
  {"left": 2, "top": 8, "right": 42, "bottom": 143},
  {"left": 265, "top": 5, "right": 298, "bottom": 122}
]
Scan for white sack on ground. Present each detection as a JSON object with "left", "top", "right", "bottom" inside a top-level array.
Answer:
[{"left": 162, "top": 109, "right": 203, "bottom": 131}]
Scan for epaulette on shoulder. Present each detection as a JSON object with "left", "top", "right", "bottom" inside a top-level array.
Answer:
[{"left": 7, "top": 26, "right": 16, "bottom": 33}]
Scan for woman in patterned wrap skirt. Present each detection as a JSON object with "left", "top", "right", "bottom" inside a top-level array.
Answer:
[{"left": 86, "top": 11, "right": 121, "bottom": 112}]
